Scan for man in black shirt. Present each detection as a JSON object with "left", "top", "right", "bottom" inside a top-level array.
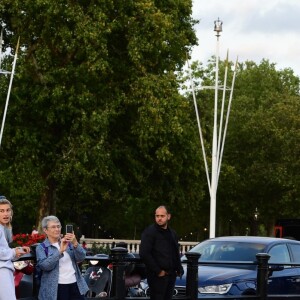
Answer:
[{"left": 140, "top": 205, "right": 183, "bottom": 300}]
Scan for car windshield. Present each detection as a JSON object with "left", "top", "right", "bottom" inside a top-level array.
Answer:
[{"left": 184, "top": 240, "right": 266, "bottom": 263}]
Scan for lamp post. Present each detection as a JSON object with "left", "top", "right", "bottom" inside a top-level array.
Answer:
[
  {"left": 209, "top": 18, "right": 223, "bottom": 238},
  {"left": 189, "top": 18, "right": 237, "bottom": 239},
  {"left": 253, "top": 207, "right": 259, "bottom": 236},
  {"left": 229, "top": 219, "right": 232, "bottom": 235}
]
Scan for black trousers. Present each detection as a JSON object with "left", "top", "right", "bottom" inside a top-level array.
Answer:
[
  {"left": 57, "top": 282, "right": 85, "bottom": 300},
  {"left": 147, "top": 272, "right": 177, "bottom": 300}
]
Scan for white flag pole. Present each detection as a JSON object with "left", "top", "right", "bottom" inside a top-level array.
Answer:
[
  {"left": 187, "top": 58, "right": 211, "bottom": 195},
  {"left": 217, "top": 50, "right": 229, "bottom": 170},
  {"left": 0, "top": 36, "right": 20, "bottom": 148},
  {"left": 217, "top": 56, "right": 238, "bottom": 182},
  {"left": 0, "top": 28, "right": 3, "bottom": 69}
]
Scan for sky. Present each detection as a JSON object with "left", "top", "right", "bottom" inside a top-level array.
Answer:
[{"left": 191, "top": 0, "right": 300, "bottom": 76}]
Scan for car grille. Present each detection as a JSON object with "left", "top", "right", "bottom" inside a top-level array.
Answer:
[{"left": 174, "top": 286, "right": 186, "bottom": 297}]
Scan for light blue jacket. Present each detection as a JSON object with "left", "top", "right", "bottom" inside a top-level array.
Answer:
[
  {"left": 36, "top": 238, "right": 89, "bottom": 300},
  {"left": 0, "top": 224, "right": 16, "bottom": 272}
]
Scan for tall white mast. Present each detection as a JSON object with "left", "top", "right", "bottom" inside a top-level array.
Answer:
[
  {"left": 0, "top": 37, "right": 20, "bottom": 148},
  {"left": 209, "top": 18, "right": 222, "bottom": 238},
  {"left": 189, "top": 19, "right": 237, "bottom": 238}
]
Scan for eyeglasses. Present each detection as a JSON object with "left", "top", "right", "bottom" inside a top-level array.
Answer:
[{"left": 47, "top": 225, "right": 62, "bottom": 230}]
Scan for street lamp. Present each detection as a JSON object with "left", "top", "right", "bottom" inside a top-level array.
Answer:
[
  {"left": 189, "top": 18, "right": 237, "bottom": 239},
  {"left": 214, "top": 18, "right": 223, "bottom": 38},
  {"left": 253, "top": 207, "right": 259, "bottom": 235}
]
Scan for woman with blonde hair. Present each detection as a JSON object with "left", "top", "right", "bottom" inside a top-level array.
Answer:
[{"left": 0, "top": 196, "right": 30, "bottom": 300}]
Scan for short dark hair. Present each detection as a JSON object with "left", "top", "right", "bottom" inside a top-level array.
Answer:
[{"left": 156, "top": 205, "right": 170, "bottom": 214}]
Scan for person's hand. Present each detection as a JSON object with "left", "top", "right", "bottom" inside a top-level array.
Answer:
[
  {"left": 64, "top": 232, "right": 78, "bottom": 248},
  {"left": 22, "top": 246, "right": 31, "bottom": 254},
  {"left": 60, "top": 237, "right": 70, "bottom": 253},
  {"left": 15, "top": 246, "right": 30, "bottom": 258},
  {"left": 177, "top": 268, "right": 184, "bottom": 278},
  {"left": 158, "top": 270, "right": 168, "bottom": 277}
]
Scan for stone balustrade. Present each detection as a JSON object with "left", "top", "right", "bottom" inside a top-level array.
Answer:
[{"left": 80, "top": 237, "right": 198, "bottom": 254}]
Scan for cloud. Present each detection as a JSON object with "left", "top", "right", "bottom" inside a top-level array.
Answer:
[{"left": 191, "top": 0, "right": 300, "bottom": 75}]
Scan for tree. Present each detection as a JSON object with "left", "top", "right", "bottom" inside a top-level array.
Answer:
[
  {"left": 182, "top": 58, "right": 300, "bottom": 236},
  {"left": 0, "top": 0, "right": 204, "bottom": 237},
  {"left": 221, "top": 60, "right": 300, "bottom": 235}
]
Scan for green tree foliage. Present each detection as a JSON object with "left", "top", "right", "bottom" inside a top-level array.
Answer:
[
  {"left": 0, "top": 0, "right": 205, "bottom": 237},
  {"left": 225, "top": 61, "right": 300, "bottom": 235},
  {"left": 185, "top": 59, "right": 300, "bottom": 236}
]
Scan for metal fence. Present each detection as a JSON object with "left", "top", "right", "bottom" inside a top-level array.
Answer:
[{"left": 17, "top": 247, "right": 300, "bottom": 300}]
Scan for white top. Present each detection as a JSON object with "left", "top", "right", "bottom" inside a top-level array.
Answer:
[{"left": 53, "top": 242, "right": 76, "bottom": 284}]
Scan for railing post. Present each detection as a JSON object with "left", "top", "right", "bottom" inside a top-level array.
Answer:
[
  {"left": 256, "top": 253, "right": 270, "bottom": 300},
  {"left": 185, "top": 252, "right": 200, "bottom": 300},
  {"left": 109, "top": 247, "right": 128, "bottom": 300},
  {"left": 31, "top": 244, "right": 39, "bottom": 297}
]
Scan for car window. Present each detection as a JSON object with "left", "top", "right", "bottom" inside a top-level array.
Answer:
[
  {"left": 189, "top": 241, "right": 265, "bottom": 262},
  {"left": 288, "top": 244, "right": 300, "bottom": 262},
  {"left": 215, "top": 244, "right": 263, "bottom": 261},
  {"left": 268, "top": 244, "right": 290, "bottom": 264}
]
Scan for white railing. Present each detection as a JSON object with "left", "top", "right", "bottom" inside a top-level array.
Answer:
[{"left": 80, "top": 237, "right": 198, "bottom": 254}]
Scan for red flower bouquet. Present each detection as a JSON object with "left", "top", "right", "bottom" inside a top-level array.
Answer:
[{"left": 12, "top": 233, "right": 46, "bottom": 247}]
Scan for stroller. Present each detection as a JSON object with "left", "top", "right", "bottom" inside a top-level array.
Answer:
[
  {"left": 84, "top": 251, "right": 147, "bottom": 298},
  {"left": 84, "top": 254, "right": 112, "bottom": 298}
]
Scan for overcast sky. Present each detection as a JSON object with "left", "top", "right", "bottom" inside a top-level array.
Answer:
[{"left": 191, "top": 0, "right": 300, "bottom": 76}]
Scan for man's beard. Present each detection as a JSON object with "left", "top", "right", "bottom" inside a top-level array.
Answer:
[{"left": 158, "top": 222, "right": 168, "bottom": 228}]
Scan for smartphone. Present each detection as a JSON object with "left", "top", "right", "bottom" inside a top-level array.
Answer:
[
  {"left": 18, "top": 247, "right": 26, "bottom": 253},
  {"left": 66, "top": 224, "right": 73, "bottom": 234}
]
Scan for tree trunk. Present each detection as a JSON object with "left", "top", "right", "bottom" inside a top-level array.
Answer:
[{"left": 37, "top": 178, "right": 56, "bottom": 231}]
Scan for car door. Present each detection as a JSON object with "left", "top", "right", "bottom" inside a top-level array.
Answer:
[
  {"left": 267, "top": 243, "right": 300, "bottom": 294},
  {"left": 287, "top": 243, "right": 300, "bottom": 294}
]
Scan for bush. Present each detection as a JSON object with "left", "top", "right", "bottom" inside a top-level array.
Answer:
[{"left": 90, "top": 242, "right": 111, "bottom": 254}]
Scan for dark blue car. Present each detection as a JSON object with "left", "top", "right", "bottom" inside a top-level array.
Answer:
[{"left": 175, "top": 236, "right": 300, "bottom": 297}]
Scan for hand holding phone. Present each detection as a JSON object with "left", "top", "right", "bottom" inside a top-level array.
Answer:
[{"left": 18, "top": 247, "right": 26, "bottom": 254}]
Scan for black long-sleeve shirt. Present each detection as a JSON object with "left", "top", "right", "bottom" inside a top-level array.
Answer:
[{"left": 140, "top": 223, "right": 183, "bottom": 275}]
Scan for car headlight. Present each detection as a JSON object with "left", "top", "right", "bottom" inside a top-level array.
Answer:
[{"left": 199, "top": 283, "right": 232, "bottom": 294}]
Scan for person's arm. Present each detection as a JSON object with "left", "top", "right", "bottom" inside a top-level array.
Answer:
[
  {"left": 65, "top": 232, "right": 86, "bottom": 262},
  {"left": 4, "top": 225, "right": 13, "bottom": 244},
  {"left": 0, "top": 245, "right": 15, "bottom": 260},
  {"left": 0, "top": 230, "right": 15, "bottom": 260},
  {"left": 140, "top": 230, "right": 161, "bottom": 275},
  {"left": 171, "top": 230, "right": 184, "bottom": 276},
  {"left": 72, "top": 243, "right": 86, "bottom": 262},
  {"left": 36, "top": 244, "right": 61, "bottom": 271}
]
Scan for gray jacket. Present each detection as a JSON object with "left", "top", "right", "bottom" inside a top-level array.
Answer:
[
  {"left": 0, "top": 224, "right": 15, "bottom": 272},
  {"left": 36, "top": 238, "right": 89, "bottom": 300}
]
